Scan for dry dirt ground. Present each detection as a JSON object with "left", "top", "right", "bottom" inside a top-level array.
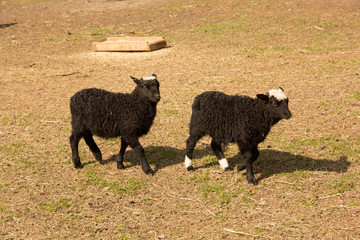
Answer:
[{"left": 1, "top": 0, "right": 360, "bottom": 239}]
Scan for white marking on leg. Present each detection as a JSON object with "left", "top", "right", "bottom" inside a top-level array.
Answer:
[
  {"left": 185, "top": 156, "right": 192, "bottom": 169},
  {"left": 219, "top": 158, "right": 229, "bottom": 170}
]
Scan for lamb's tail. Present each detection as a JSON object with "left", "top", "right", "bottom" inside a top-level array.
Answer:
[{"left": 192, "top": 95, "right": 202, "bottom": 111}]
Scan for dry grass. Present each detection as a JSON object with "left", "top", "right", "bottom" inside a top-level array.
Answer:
[{"left": 1, "top": 0, "right": 359, "bottom": 239}]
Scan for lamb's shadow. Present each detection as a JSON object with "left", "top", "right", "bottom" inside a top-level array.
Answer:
[
  {"left": 100, "top": 145, "right": 212, "bottom": 172},
  {"left": 229, "top": 149, "right": 350, "bottom": 182},
  {"left": 0, "top": 22, "right": 17, "bottom": 29},
  {"left": 93, "top": 146, "right": 350, "bottom": 182}
]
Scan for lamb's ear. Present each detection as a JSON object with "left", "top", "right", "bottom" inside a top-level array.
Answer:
[
  {"left": 151, "top": 73, "right": 157, "bottom": 79},
  {"left": 278, "top": 87, "right": 284, "bottom": 92},
  {"left": 130, "top": 76, "right": 141, "bottom": 85},
  {"left": 256, "top": 94, "right": 269, "bottom": 103}
]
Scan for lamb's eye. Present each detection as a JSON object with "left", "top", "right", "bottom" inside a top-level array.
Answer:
[
  {"left": 142, "top": 85, "right": 148, "bottom": 90},
  {"left": 272, "top": 101, "right": 278, "bottom": 107}
]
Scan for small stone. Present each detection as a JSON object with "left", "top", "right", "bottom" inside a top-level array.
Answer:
[{"left": 259, "top": 198, "right": 267, "bottom": 206}]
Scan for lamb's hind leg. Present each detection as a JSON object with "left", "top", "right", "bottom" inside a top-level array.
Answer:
[
  {"left": 70, "top": 133, "right": 82, "bottom": 168},
  {"left": 185, "top": 134, "right": 201, "bottom": 171},
  {"left": 84, "top": 132, "right": 102, "bottom": 163},
  {"left": 116, "top": 138, "right": 128, "bottom": 169},
  {"left": 210, "top": 139, "right": 230, "bottom": 171}
]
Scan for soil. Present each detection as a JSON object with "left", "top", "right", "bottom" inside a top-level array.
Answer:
[{"left": 1, "top": 0, "right": 360, "bottom": 239}]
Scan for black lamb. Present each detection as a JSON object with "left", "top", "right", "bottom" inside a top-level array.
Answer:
[
  {"left": 69, "top": 74, "right": 161, "bottom": 175},
  {"left": 185, "top": 88, "right": 292, "bottom": 185}
]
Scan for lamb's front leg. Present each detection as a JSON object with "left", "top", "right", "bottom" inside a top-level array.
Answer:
[
  {"left": 116, "top": 138, "right": 128, "bottom": 169},
  {"left": 128, "top": 138, "right": 153, "bottom": 175},
  {"left": 240, "top": 146, "right": 259, "bottom": 185}
]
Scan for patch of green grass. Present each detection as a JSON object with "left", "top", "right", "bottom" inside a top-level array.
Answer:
[
  {"left": 247, "top": 31, "right": 284, "bottom": 41},
  {"left": 273, "top": 45, "right": 293, "bottom": 52},
  {"left": 282, "top": 169, "right": 309, "bottom": 180},
  {"left": 298, "top": 46, "right": 317, "bottom": 54},
  {"left": 168, "top": 6, "right": 182, "bottom": 12},
  {"left": 39, "top": 198, "right": 71, "bottom": 213},
  {"left": 282, "top": 135, "right": 359, "bottom": 161},
  {"left": 88, "top": 27, "right": 114, "bottom": 40},
  {"left": 107, "top": 137, "right": 120, "bottom": 144},
  {"left": 101, "top": 178, "right": 147, "bottom": 196},
  {"left": 194, "top": 21, "right": 248, "bottom": 37},
  {"left": 0, "top": 141, "right": 29, "bottom": 161},
  {"left": 39, "top": 115, "right": 58, "bottom": 123},
  {"left": 0, "top": 41, "right": 14, "bottom": 50},
  {"left": 329, "top": 178, "right": 355, "bottom": 195},
  {"left": 1, "top": 113, "right": 33, "bottom": 126},
  {"left": 287, "top": 17, "right": 307, "bottom": 26},
  {"left": 289, "top": 197, "right": 316, "bottom": 208},
  {"left": 0, "top": 205, "right": 6, "bottom": 212},
  {"left": 56, "top": 144, "right": 70, "bottom": 155},
  {"left": 198, "top": 155, "right": 217, "bottom": 165},
  {"left": 191, "top": 171, "right": 210, "bottom": 183},
  {"left": 350, "top": 200, "right": 360, "bottom": 207},
  {"left": 84, "top": 168, "right": 103, "bottom": 186},
  {"left": 163, "top": 109, "right": 179, "bottom": 116},
  {"left": 190, "top": 171, "right": 233, "bottom": 206},
  {"left": 352, "top": 91, "right": 360, "bottom": 101},
  {"left": 71, "top": 214, "right": 84, "bottom": 220},
  {"left": 146, "top": 147, "right": 177, "bottom": 167},
  {"left": 319, "top": 21, "right": 341, "bottom": 30},
  {"left": 58, "top": 26, "right": 117, "bottom": 45}
]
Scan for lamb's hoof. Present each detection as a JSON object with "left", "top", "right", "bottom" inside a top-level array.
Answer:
[
  {"left": 246, "top": 176, "right": 258, "bottom": 185},
  {"left": 237, "top": 164, "right": 246, "bottom": 172},
  {"left": 224, "top": 166, "right": 231, "bottom": 171},
  {"left": 94, "top": 152, "right": 102, "bottom": 163},
  {"left": 186, "top": 166, "right": 195, "bottom": 171},
  {"left": 117, "top": 162, "right": 125, "bottom": 169},
  {"left": 144, "top": 167, "right": 154, "bottom": 175},
  {"left": 74, "top": 163, "right": 83, "bottom": 169}
]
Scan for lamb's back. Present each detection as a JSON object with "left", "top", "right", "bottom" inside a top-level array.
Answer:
[
  {"left": 190, "top": 91, "right": 270, "bottom": 144},
  {"left": 70, "top": 88, "right": 155, "bottom": 138}
]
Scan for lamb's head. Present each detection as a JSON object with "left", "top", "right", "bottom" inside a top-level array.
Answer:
[
  {"left": 256, "top": 87, "right": 292, "bottom": 120},
  {"left": 131, "top": 74, "right": 161, "bottom": 103}
]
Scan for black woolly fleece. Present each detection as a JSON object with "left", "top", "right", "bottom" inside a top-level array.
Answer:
[
  {"left": 189, "top": 91, "right": 274, "bottom": 147},
  {"left": 70, "top": 87, "right": 158, "bottom": 140}
]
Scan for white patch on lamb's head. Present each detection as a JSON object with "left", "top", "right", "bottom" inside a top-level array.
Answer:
[
  {"left": 268, "top": 88, "right": 288, "bottom": 101},
  {"left": 142, "top": 75, "right": 157, "bottom": 81}
]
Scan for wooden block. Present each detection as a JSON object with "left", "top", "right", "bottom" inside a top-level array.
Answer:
[{"left": 92, "top": 37, "right": 167, "bottom": 52}]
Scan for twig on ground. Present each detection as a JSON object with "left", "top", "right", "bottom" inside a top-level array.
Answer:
[
  {"left": 276, "top": 180, "right": 295, "bottom": 185},
  {"left": 223, "top": 228, "right": 260, "bottom": 238},
  {"left": 318, "top": 193, "right": 342, "bottom": 199},
  {"left": 180, "top": 197, "right": 216, "bottom": 217},
  {"left": 55, "top": 71, "right": 80, "bottom": 77},
  {"left": 276, "top": 180, "right": 301, "bottom": 190},
  {"left": 151, "top": 183, "right": 217, "bottom": 217}
]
